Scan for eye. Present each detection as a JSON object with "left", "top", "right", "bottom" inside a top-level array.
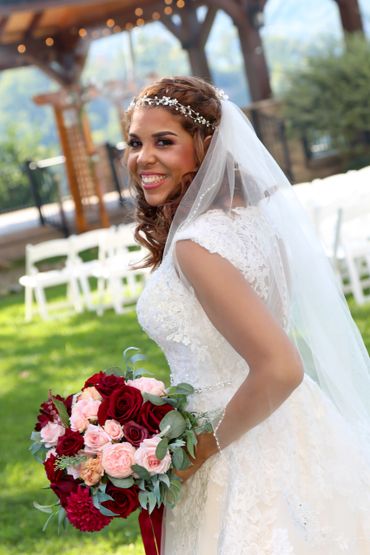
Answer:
[
  {"left": 127, "top": 138, "right": 141, "bottom": 149},
  {"left": 157, "top": 138, "right": 174, "bottom": 147}
]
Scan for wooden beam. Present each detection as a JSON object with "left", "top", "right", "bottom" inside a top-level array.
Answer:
[
  {"left": 333, "top": 0, "right": 364, "bottom": 33},
  {"left": 0, "top": 15, "right": 9, "bottom": 40},
  {"left": 0, "top": 0, "right": 121, "bottom": 17}
]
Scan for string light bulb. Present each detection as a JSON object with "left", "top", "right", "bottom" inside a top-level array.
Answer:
[
  {"left": 164, "top": 0, "right": 173, "bottom": 4},
  {"left": 78, "top": 28, "right": 87, "bottom": 38},
  {"left": 152, "top": 11, "right": 161, "bottom": 20},
  {"left": 106, "top": 18, "right": 115, "bottom": 28},
  {"left": 125, "top": 22, "right": 134, "bottom": 30},
  {"left": 134, "top": 7, "right": 143, "bottom": 16},
  {"left": 176, "top": 0, "right": 185, "bottom": 7},
  {"left": 164, "top": 6, "right": 173, "bottom": 14},
  {"left": 45, "top": 37, "right": 54, "bottom": 47},
  {"left": 17, "top": 43, "right": 26, "bottom": 54},
  {"left": 136, "top": 17, "right": 145, "bottom": 26}
]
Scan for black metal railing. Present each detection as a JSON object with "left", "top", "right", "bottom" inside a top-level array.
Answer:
[{"left": 23, "top": 156, "right": 70, "bottom": 236}]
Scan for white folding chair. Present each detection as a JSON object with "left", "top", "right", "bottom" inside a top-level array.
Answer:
[
  {"left": 69, "top": 227, "right": 112, "bottom": 313},
  {"left": 102, "top": 224, "right": 150, "bottom": 315},
  {"left": 19, "top": 238, "right": 82, "bottom": 321}
]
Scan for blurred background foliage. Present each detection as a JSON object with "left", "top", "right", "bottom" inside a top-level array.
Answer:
[{"left": 281, "top": 34, "right": 370, "bottom": 167}]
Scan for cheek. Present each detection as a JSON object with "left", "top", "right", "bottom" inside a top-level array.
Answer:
[{"left": 126, "top": 153, "right": 137, "bottom": 175}]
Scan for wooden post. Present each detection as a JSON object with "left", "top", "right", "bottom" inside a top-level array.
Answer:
[
  {"left": 333, "top": 0, "right": 364, "bottom": 33},
  {"left": 54, "top": 105, "right": 87, "bottom": 233},
  {"left": 202, "top": 0, "right": 272, "bottom": 101},
  {"left": 162, "top": 4, "right": 217, "bottom": 82}
]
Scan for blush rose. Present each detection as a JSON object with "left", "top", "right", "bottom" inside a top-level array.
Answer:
[
  {"left": 83, "top": 424, "right": 111, "bottom": 453},
  {"left": 104, "top": 419, "right": 124, "bottom": 441},
  {"left": 127, "top": 377, "right": 166, "bottom": 397},
  {"left": 101, "top": 442, "right": 136, "bottom": 478},
  {"left": 134, "top": 436, "right": 171, "bottom": 475},
  {"left": 40, "top": 421, "right": 65, "bottom": 448}
]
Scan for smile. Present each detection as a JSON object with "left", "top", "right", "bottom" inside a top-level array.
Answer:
[{"left": 140, "top": 174, "right": 167, "bottom": 190}]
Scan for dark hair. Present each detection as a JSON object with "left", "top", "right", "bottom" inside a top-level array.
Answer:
[{"left": 124, "top": 76, "right": 222, "bottom": 269}]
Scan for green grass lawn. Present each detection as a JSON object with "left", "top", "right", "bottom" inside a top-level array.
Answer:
[
  {"left": 0, "top": 290, "right": 168, "bottom": 555},
  {"left": 0, "top": 289, "right": 369, "bottom": 555}
]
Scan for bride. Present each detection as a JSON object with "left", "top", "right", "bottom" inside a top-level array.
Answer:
[{"left": 124, "top": 76, "right": 370, "bottom": 554}]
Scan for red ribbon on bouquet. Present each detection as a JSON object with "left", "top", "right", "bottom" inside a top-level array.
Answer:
[{"left": 139, "top": 506, "right": 164, "bottom": 555}]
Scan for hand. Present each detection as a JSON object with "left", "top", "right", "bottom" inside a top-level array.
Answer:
[{"left": 175, "top": 432, "right": 218, "bottom": 482}]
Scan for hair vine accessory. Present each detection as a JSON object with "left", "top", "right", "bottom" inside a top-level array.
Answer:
[
  {"left": 214, "top": 88, "right": 229, "bottom": 101},
  {"left": 128, "top": 94, "right": 216, "bottom": 129}
]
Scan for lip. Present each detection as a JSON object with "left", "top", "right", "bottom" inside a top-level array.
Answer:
[{"left": 139, "top": 173, "right": 167, "bottom": 190}]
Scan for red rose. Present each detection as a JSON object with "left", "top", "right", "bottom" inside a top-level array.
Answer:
[
  {"left": 102, "top": 483, "right": 140, "bottom": 518},
  {"left": 123, "top": 420, "right": 149, "bottom": 447},
  {"left": 56, "top": 428, "right": 84, "bottom": 456},
  {"left": 44, "top": 454, "right": 64, "bottom": 483},
  {"left": 66, "top": 486, "right": 112, "bottom": 531},
  {"left": 51, "top": 476, "right": 79, "bottom": 508},
  {"left": 34, "top": 394, "right": 69, "bottom": 431},
  {"left": 84, "top": 372, "right": 125, "bottom": 397},
  {"left": 138, "top": 402, "right": 174, "bottom": 435},
  {"left": 98, "top": 385, "right": 143, "bottom": 426}
]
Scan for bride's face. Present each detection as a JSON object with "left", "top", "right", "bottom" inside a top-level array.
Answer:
[{"left": 127, "top": 107, "right": 198, "bottom": 206}]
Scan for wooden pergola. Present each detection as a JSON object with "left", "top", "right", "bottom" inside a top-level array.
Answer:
[{"left": 0, "top": 0, "right": 364, "bottom": 231}]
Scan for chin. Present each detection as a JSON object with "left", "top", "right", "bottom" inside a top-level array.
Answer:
[{"left": 143, "top": 191, "right": 168, "bottom": 207}]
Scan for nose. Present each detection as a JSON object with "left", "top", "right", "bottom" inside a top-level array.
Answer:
[{"left": 137, "top": 143, "right": 156, "bottom": 167}]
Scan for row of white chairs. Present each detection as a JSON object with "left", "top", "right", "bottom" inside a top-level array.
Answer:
[
  {"left": 294, "top": 165, "right": 370, "bottom": 305},
  {"left": 19, "top": 224, "right": 150, "bottom": 321}
]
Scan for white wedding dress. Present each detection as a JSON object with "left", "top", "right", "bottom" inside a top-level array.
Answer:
[{"left": 136, "top": 207, "right": 370, "bottom": 555}]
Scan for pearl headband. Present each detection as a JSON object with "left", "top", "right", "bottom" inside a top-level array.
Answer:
[{"left": 128, "top": 89, "right": 228, "bottom": 130}]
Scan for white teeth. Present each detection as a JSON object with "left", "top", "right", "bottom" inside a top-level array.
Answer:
[{"left": 141, "top": 175, "right": 165, "bottom": 184}]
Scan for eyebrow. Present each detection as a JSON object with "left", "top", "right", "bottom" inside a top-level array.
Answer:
[{"left": 128, "top": 131, "right": 178, "bottom": 138}]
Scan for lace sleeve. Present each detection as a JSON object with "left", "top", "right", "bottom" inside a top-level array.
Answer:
[{"left": 174, "top": 208, "right": 272, "bottom": 304}]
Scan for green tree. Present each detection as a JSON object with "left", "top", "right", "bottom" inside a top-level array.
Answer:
[
  {"left": 281, "top": 34, "right": 370, "bottom": 166},
  {"left": 0, "top": 125, "right": 53, "bottom": 212}
]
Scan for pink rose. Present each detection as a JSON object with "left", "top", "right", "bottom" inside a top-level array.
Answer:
[
  {"left": 40, "top": 421, "right": 65, "bottom": 448},
  {"left": 84, "top": 424, "right": 111, "bottom": 454},
  {"left": 78, "top": 387, "right": 102, "bottom": 401},
  {"left": 104, "top": 419, "right": 124, "bottom": 441},
  {"left": 134, "top": 436, "right": 171, "bottom": 475},
  {"left": 70, "top": 398, "right": 101, "bottom": 432},
  {"left": 127, "top": 377, "right": 166, "bottom": 397},
  {"left": 70, "top": 405, "right": 89, "bottom": 433},
  {"left": 102, "top": 443, "right": 136, "bottom": 478}
]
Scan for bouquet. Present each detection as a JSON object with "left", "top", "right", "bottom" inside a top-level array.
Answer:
[{"left": 30, "top": 348, "right": 211, "bottom": 554}]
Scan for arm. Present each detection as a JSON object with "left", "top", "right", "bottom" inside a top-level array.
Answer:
[{"left": 175, "top": 239, "right": 304, "bottom": 479}]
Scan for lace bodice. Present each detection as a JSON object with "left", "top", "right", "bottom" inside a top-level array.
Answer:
[
  {"left": 136, "top": 207, "right": 288, "bottom": 413},
  {"left": 136, "top": 207, "right": 370, "bottom": 554}
]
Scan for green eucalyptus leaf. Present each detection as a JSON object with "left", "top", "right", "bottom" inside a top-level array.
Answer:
[
  {"left": 138, "top": 491, "right": 149, "bottom": 510},
  {"left": 159, "top": 411, "right": 186, "bottom": 439},
  {"left": 104, "top": 367, "right": 123, "bottom": 376},
  {"left": 147, "top": 491, "right": 157, "bottom": 514},
  {"left": 52, "top": 396, "right": 70, "bottom": 428},
  {"left": 92, "top": 494, "right": 119, "bottom": 517},
  {"left": 57, "top": 507, "right": 67, "bottom": 534},
  {"left": 172, "top": 448, "right": 185, "bottom": 470},
  {"left": 33, "top": 501, "right": 55, "bottom": 514},
  {"left": 133, "top": 367, "right": 153, "bottom": 379},
  {"left": 132, "top": 464, "right": 151, "bottom": 480},
  {"left": 130, "top": 353, "right": 147, "bottom": 364},
  {"left": 173, "top": 383, "right": 195, "bottom": 395},
  {"left": 30, "top": 431, "right": 41, "bottom": 442},
  {"left": 155, "top": 438, "right": 169, "bottom": 461},
  {"left": 186, "top": 430, "right": 197, "bottom": 458},
  {"left": 42, "top": 511, "right": 56, "bottom": 532},
  {"left": 107, "top": 476, "right": 135, "bottom": 488},
  {"left": 142, "top": 392, "right": 166, "bottom": 406},
  {"left": 158, "top": 473, "right": 170, "bottom": 488}
]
